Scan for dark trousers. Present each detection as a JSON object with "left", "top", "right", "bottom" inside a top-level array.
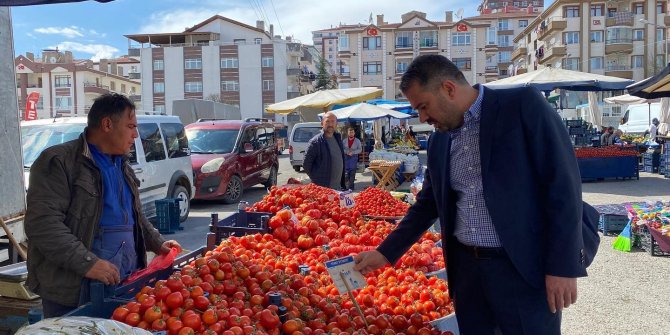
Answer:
[
  {"left": 345, "top": 169, "right": 356, "bottom": 190},
  {"left": 451, "top": 242, "right": 561, "bottom": 335},
  {"left": 42, "top": 299, "right": 77, "bottom": 318}
]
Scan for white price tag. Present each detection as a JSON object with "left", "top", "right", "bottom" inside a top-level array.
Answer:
[
  {"left": 338, "top": 191, "right": 355, "bottom": 208},
  {"left": 283, "top": 206, "right": 300, "bottom": 226},
  {"left": 325, "top": 256, "right": 367, "bottom": 295}
]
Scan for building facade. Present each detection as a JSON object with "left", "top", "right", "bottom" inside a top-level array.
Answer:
[
  {"left": 15, "top": 50, "right": 141, "bottom": 119},
  {"left": 478, "top": 0, "right": 545, "bottom": 13},
  {"left": 514, "top": 0, "right": 670, "bottom": 81},
  {"left": 126, "top": 15, "right": 315, "bottom": 119},
  {"left": 312, "top": 27, "right": 340, "bottom": 73},
  {"left": 93, "top": 56, "right": 142, "bottom": 82}
]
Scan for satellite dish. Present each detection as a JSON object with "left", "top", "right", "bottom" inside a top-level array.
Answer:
[
  {"left": 455, "top": 8, "right": 464, "bottom": 20},
  {"left": 549, "top": 37, "right": 556, "bottom": 45}
]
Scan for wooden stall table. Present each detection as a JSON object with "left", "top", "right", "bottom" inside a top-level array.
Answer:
[{"left": 369, "top": 160, "right": 401, "bottom": 191}]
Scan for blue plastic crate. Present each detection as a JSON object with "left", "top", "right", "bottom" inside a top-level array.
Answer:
[
  {"left": 598, "top": 214, "right": 629, "bottom": 235},
  {"left": 154, "top": 198, "right": 181, "bottom": 234},
  {"left": 210, "top": 210, "right": 271, "bottom": 243}
]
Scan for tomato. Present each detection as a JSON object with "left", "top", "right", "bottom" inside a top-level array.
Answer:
[
  {"left": 182, "top": 313, "right": 202, "bottom": 330},
  {"left": 202, "top": 309, "right": 218, "bottom": 326},
  {"left": 112, "top": 306, "right": 129, "bottom": 322},
  {"left": 125, "top": 312, "right": 141, "bottom": 327},
  {"left": 194, "top": 295, "right": 210, "bottom": 310},
  {"left": 143, "top": 306, "right": 162, "bottom": 323},
  {"left": 178, "top": 327, "right": 195, "bottom": 335},
  {"left": 283, "top": 319, "right": 301, "bottom": 334},
  {"left": 259, "top": 309, "right": 280, "bottom": 329},
  {"left": 152, "top": 318, "right": 167, "bottom": 331}
]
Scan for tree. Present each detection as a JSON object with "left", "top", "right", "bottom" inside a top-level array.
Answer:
[
  {"left": 204, "top": 93, "right": 224, "bottom": 103},
  {"left": 314, "top": 57, "right": 336, "bottom": 91}
]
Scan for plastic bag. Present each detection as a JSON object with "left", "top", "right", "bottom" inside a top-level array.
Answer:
[
  {"left": 16, "top": 316, "right": 152, "bottom": 335},
  {"left": 122, "top": 247, "right": 179, "bottom": 284}
]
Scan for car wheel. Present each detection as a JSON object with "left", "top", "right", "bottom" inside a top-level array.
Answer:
[
  {"left": 293, "top": 165, "right": 301, "bottom": 172},
  {"left": 172, "top": 185, "right": 190, "bottom": 222},
  {"left": 264, "top": 166, "right": 278, "bottom": 188},
  {"left": 222, "top": 175, "right": 243, "bottom": 204}
]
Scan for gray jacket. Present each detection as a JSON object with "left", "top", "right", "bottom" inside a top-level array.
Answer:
[{"left": 25, "top": 132, "right": 165, "bottom": 306}]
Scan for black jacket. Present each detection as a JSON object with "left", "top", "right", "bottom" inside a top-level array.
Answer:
[{"left": 303, "top": 131, "right": 345, "bottom": 189}]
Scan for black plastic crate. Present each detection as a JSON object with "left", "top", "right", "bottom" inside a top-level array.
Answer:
[
  {"left": 154, "top": 198, "right": 182, "bottom": 234},
  {"left": 565, "top": 119, "right": 584, "bottom": 127},
  {"left": 598, "top": 214, "right": 629, "bottom": 235},
  {"left": 644, "top": 165, "right": 659, "bottom": 173},
  {"left": 209, "top": 210, "right": 271, "bottom": 243},
  {"left": 569, "top": 127, "right": 586, "bottom": 135}
]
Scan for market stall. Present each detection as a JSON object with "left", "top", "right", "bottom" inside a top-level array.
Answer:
[
  {"left": 574, "top": 146, "right": 640, "bottom": 181},
  {"left": 624, "top": 202, "right": 670, "bottom": 256}
]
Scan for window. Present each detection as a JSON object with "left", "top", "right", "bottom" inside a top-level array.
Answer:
[
  {"left": 631, "top": 55, "right": 644, "bottom": 68},
  {"left": 452, "top": 32, "right": 471, "bottom": 46},
  {"left": 262, "top": 56, "right": 274, "bottom": 67},
  {"left": 185, "top": 58, "right": 202, "bottom": 69},
  {"left": 396, "top": 60, "right": 409, "bottom": 73},
  {"left": 453, "top": 58, "right": 472, "bottom": 70},
  {"left": 255, "top": 38, "right": 263, "bottom": 44},
  {"left": 160, "top": 123, "right": 190, "bottom": 159},
  {"left": 590, "top": 4, "right": 604, "bottom": 16},
  {"left": 155, "top": 105, "right": 166, "bottom": 113},
  {"left": 153, "top": 82, "right": 165, "bottom": 93},
  {"left": 633, "top": 29, "right": 645, "bottom": 41},
  {"left": 565, "top": 6, "right": 580, "bottom": 17},
  {"left": 137, "top": 123, "right": 166, "bottom": 163},
  {"left": 656, "top": 54, "right": 666, "bottom": 68},
  {"left": 498, "top": 51, "right": 511, "bottom": 63},
  {"left": 263, "top": 80, "right": 274, "bottom": 91},
  {"left": 498, "top": 19, "right": 509, "bottom": 30},
  {"left": 121, "top": 84, "right": 126, "bottom": 93},
  {"left": 562, "top": 57, "right": 580, "bottom": 70},
  {"left": 292, "top": 127, "right": 322, "bottom": 143},
  {"left": 396, "top": 32, "right": 412, "bottom": 48},
  {"left": 254, "top": 128, "right": 267, "bottom": 150},
  {"left": 590, "top": 57, "right": 603, "bottom": 70},
  {"left": 221, "top": 58, "right": 239, "bottom": 69},
  {"left": 184, "top": 81, "right": 203, "bottom": 93},
  {"left": 264, "top": 127, "right": 275, "bottom": 146},
  {"left": 564, "top": 32, "right": 580, "bottom": 44},
  {"left": 54, "top": 75, "right": 71, "bottom": 88},
  {"left": 233, "top": 39, "right": 246, "bottom": 45},
  {"left": 363, "top": 61, "right": 382, "bottom": 74},
  {"left": 590, "top": 31, "right": 604, "bottom": 42},
  {"left": 221, "top": 80, "right": 239, "bottom": 91},
  {"left": 518, "top": 20, "right": 528, "bottom": 28},
  {"left": 633, "top": 3, "right": 644, "bottom": 14},
  {"left": 153, "top": 59, "right": 164, "bottom": 71},
  {"left": 420, "top": 31, "right": 438, "bottom": 47},
  {"left": 658, "top": 2, "right": 666, "bottom": 14},
  {"left": 486, "top": 27, "right": 497, "bottom": 45},
  {"left": 514, "top": 1, "right": 519, "bottom": 6},
  {"left": 657, "top": 28, "right": 665, "bottom": 42},
  {"left": 522, "top": 1, "right": 527, "bottom": 6},
  {"left": 498, "top": 35, "right": 510, "bottom": 47},
  {"left": 363, "top": 36, "right": 382, "bottom": 50},
  {"left": 608, "top": 8, "right": 617, "bottom": 17},
  {"left": 339, "top": 35, "right": 349, "bottom": 50},
  {"left": 607, "top": 27, "right": 633, "bottom": 43},
  {"left": 55, "top": 97, "right": 72, "bottom": 109},
  {"left": 329, "top": 40, "right": 333, "bottom": 44},
  {"left": 110, "top": 81, "right": 116, "bottom": 91},
  {"left": 328, "top": 47, "right": 333, "bottom": 52}
]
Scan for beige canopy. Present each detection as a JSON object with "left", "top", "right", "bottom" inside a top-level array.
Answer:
[{"left": 265, "top": 87, "right": 383, "bottom": 114}]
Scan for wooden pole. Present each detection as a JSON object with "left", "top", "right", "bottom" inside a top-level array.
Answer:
[
  {"left": 0, "top": 218, "right": 27, "bottom": 260},
  {"left": 340, "top": 271, "right": 368, "bottom": 327}
]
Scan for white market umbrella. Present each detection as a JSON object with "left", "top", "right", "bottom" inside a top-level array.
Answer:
[
  {"left": 604, "top": 94, "right": 660, "bottom": 105},
  {"left": 265, "top": 87, "right": 383, "bottom": 114},
  {"left": 318, "top": 103, "right": 413, "bottom": 122},
  {"left": 485, "top": 67, "right": 634, "bottom": 91},
  {"left": 587, "top": 92, "right": 603, "bottom": 129}
]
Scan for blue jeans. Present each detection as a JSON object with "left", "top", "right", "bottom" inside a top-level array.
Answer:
[{"left": 345, "top": 169, "right": 356, "bottom": 190}]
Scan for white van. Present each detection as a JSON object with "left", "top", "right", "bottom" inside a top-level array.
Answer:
[
  {"left": 288, "top": 122, "right": 322, "bottom": 172},
  {"left": 619, "top": 103, "right": 660, "bottom": 134},
  {"left": 21, "top": 115, "right": 195, "bottom": 222}
]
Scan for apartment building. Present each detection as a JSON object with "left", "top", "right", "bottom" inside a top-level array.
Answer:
[
  {"left": 479, "top": 0, "right": 545, "bottom": 13},
  {"left": 312, "top": 27, "right": 340, "bottom": 73},
  {"left": 514, "top": 0, "right": 670, "bottom": 81},
  {"left": 15, "top": 50, "right": 141, "bottom": 119},
  {"left": 126, "top": 15, "right": 311, "bottom": 119},
  {"left": 313, "top": 9, "right": 541, "bottom": 100},
  {"left": 93, "top": 56, "right": 141, "bottom": 82}
]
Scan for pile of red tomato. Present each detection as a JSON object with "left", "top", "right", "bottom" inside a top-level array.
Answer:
[
  {"left": 575, "top": 146, "right": 639, "bottom": 158},
  {"left": 353, "top": 188, "right": 410, "bottom": 218},
  {"left": 111, "top": 184, "right": 451, "bottom": 335}
]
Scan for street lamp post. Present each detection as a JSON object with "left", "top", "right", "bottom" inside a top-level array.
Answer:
[{"left": 640, "top": 18, "right": 668, "bottom": 68}]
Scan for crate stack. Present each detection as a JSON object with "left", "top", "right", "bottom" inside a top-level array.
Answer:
[
  {"left": 663, "top": 152, "right": 670, "bottom": 178},
  {"left": 565, "top": 119, "right": 592, "bottom": 147},
  {"left": 642, "top": 152, "right": 660, "bottom": 173}
]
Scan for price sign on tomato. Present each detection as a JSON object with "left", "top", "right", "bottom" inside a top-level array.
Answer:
[
  {"left": 339, "top": 191, "right": 356, "bottom": 208},
  {"left": 325, "top": 256, "right": 367, "bottom": 294}
]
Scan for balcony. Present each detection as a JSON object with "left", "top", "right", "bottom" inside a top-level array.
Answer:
[
  {"left": 128, "top": 72, "right": 141, "bottom": 80},
  {"left": 395, "top": 43, "right": 413, "bottom": 49},
  {"left": 485, "top": 66, "right": 498, "bottom": 77},
  {"left": 484, "top": 44, "right": 498, "bottom": 53},
  {"left": 512, "top": 46, "right": 527, "bottom": 62},
  {"left": 287, "top": 67, "right": 301, "bottom": 76},
  {"left": 420, "top": 41, "right": 438, "bottom": 48},
  {"left": 129, "top": 94, "right": 141, "bottom": 102},
  {"left": 537, "top": 18, "right": 567, "bottom": 41},
  {"left": 665, "top": 15, "right": 670, "bottom": 26},
  {"left": 83, "top": 82, "right": 111, "bottom": 94},
  {"left": 538, "top": 45, "right": 567, "bottom": 64},
  {"left": 128, "top": 48, "right": 140, "bottom": 57},
  {"left": 287, "top": 43, "right": 302, "bottom": 56},
  {"left": 605, "top": 38, "right": 633, "bottom": 54},
  {"left": 604, "top": 65, "right": 633, "bottom": 79},
  {"left": 606, "top": 12, "right": 633, "bottom": 27}
]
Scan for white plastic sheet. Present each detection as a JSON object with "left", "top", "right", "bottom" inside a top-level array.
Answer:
[{"left": 16, "top": 317, "right": 152, "bottom": 335}]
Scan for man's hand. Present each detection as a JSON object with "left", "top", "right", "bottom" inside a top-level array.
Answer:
[
  {"left": 85, "top": 259, "right": 121, "bottom": 286},
  {"left": 353, "top": 250, "right": 390, "bottom": 275},
  {"left": 160, "top": 240, "right": 182, "bottom": 254},
  {"left": 545, "top": 275, "right": 577, "bottom": 313}
]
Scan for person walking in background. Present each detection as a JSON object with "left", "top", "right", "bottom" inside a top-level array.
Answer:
[
  {"left": 303, "top": 112, "right": 345, "bottom": 190},
  {"left": 649, "top": 118, "right": 660, "bottom": 142},
  {"left": 600, "top": 127, "right": 612, "bottom": 146},
  {"left": 343, "top": 127, "right": 362, "bottom": 190}
]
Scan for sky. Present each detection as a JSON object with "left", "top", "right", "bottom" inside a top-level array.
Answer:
[{"left": 9, "top": 0, "right": 552, "bottom": 61}]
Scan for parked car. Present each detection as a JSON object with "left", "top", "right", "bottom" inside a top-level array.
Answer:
[
  {"left": 185, "top": 118, "right": 278, "bottom": 204},
  {"left": 21, "top": 115, "right": 195, "bottom": 222},
  {"left": 289, "top": 122, "right": 322, "bottom": 172},
  {"left": 619, "top": 103, "right": 661, "bottom": 134}
]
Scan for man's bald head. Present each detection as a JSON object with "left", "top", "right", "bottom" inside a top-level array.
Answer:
[{"left": 322, "top": 112, "right": 338, "bottom": 137}]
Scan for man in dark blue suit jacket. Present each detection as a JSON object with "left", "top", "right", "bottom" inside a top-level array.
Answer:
[{"left": 354, "top": 55, "right": 592, "bottom": 334}]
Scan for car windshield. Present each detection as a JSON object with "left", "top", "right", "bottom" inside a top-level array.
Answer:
[
  {"left": 22, "top": 123, "right": 86, "bottom": 167},
  {"left": 185, "top": 129, "right": 240, "bottom": 154},
  {"left": 292, "top": 127, "right": 322, "bottom": 142}
]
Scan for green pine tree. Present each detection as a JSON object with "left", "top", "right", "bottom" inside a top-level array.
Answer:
[{"left": 315, "top": 57, "right": 335, "bottom": 91}]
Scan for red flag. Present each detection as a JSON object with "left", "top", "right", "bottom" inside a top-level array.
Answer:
[
  {"left": 24, "top": 92, "right": 39, "bottom": 121},
  {"left": 456, "top": 23, "right": 468, "bottom": 32}
]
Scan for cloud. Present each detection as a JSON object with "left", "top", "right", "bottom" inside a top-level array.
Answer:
[
  {"left": 139, "top": 0, "right": 480, "bottom": 43},
  {"left": 34, "top": 26, "right": 84, "bottom": 38},
  {"left": 26, "top": 32, "right": 36, "bottom": 39},
  {"left": 49, "top": 42, "right": 119, "bottom": 61},
  {"left": 88, "top": 29, "right": 107, "bottom": 38}
]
